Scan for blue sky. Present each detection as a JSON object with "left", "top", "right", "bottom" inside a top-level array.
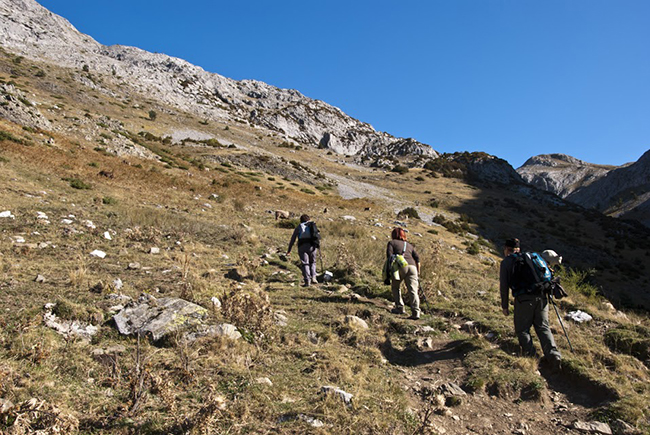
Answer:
[{"left": 38, "top": 0, "right": 650, "bottom": 168}]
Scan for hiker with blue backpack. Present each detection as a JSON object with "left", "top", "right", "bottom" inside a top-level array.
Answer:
[
  {"left": 385, "top": 228, "right": 421, "bottom": 320},
  {"left": 500, "top": 238, "right": 562, "bottom": 369},
  {"left": 287, "top": 214, "right": 321, "bottom": 287}
]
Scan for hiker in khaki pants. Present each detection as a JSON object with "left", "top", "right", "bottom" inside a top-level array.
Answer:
[{"left": 386, "top": 228, "right": 421, "bottom": 320}]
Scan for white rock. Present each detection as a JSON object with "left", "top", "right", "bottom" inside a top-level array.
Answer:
[
  {"left": 60, "top": 219, "right": 74, "bottom": 225},
  {"left": 297, "top": 414, "right": 324, "bottom": 428},
  {"left": 0, "top": 211, "right": 15, "bottom": 219},
  {"left": 113, "top": 278, "right": 123, "bottom": 290},
  {"left": 573, "top": 421, "right": 612, "bottom": 435},
  {"left": 103, "top": 231, "right": 112, "bottom": 240},
  {"left": 90, "top": 250, "right": 106, "bottom": 258},
  {"left": 342, "top": 215, "right": 356, "bottom": 221},
  {"left": 374, "top": 222, "right": 383, "bottom": 227},
  {"left": 36, "top": 211, "right": 49, "bottom": 220},
  {"left": 371, "top": 235, "right": 377, "bottom": 241},
  {"left": 344, "top": 315, "right": 368, "bottom": 329},
  {"left": 203, "top": 203, "right": 212, "bottom": 209},
  {"left": 320, "top": 386, "right": 353, "bottom": 406},
  {"left": 34, "top": 274, "right": 46, "bottom": 283},
  {"left": 149, "top": 247, "right": 160, "bottom": 254},
  {"left": 566, "top": 310, "right": 593, "bottom": 323},
  {"left": 13, "top": 236, "right": 25, "bottom": 244},
  {"left": 256, "top": 377, "right": 273, "bottom": 387},
  {"left": 82, "top": 220, "right": 96, "bottom": 229},
  {"left": 211, "top": 297, "right": 222, "bottom": 309},
  {"left": 214, "top": 323, "right": 242, "bottom": 340}
]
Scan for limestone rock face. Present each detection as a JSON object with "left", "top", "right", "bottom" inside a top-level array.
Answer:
[
  {"left": 518, "top": 152, "right": 650, "bottom": 227},
  {"left": 517, "top": 154, "right": 614, "bottom": 198},
  {"left": 0, "top": 0, "right": 438, "bottom": 161}
]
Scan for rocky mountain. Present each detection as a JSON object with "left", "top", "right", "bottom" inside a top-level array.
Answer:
[
  {"left": 517, "top": 154, "right": 615, "bottom": 198},
  {"left": 518, "top": 152, "right": 650, "bottom": 227},
  {"left": 0, "top": 0, "right": 437, "bottom": 161}
]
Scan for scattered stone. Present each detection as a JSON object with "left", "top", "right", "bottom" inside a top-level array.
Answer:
[
  {"left": 297, "top": 414, "right": 324, "bottom": 428},
  {"left": 113, "top": 296, "right": 209, "bottom": 341},
  {"left": 344, "top": 315, "right": 368, "bottom": 329},
  {"left": 44, "top": 303, "right": 99, "bottom": 342},
  {"left": 374, "top": 222, "right": 383, "bottom": 227},
  {"left": 461, "top": 321, "right": 477, "bottom": 332},
  {"left": 307, "top": 331, "right": 319, "bottom": 344},
  {"left": 323, "top": 271, "right": 333, "bottom": 282},
  {"left": 256, "top": 377, "right": 273, "bottom": 387},
  {"left": 113, "top": 278, "right": 123, "bottom": 290},
  {"left": 82, "top": 220, "right": 96, "bottom": 229},
  {"left": 417, "top": 337, "right": 434, "bottom": 350},
  {"left": 320, "top": 386, "right": 353, "bottom": 406},
  {"left": 103, "top": 231, "right": 112, "bottom": 240},
  {"left": 611, "top": 419, "right": 637, "bottom": 435},
  {"left": 336, "top": 285, "right": 349, "bottom": 294},
  {"left": 211, "top": 323, "right": 242, "bottom": 340},
  {"left": 211, "top": 297, "right": 222, "bottom": 309},
  {"left": 274, "top": 311, "right": 288, "bottom": 327},
  {"left": 36, "top": 211, "right": 49, "bottom": 220},
  {"left": 341, "top": 215, "right": 356, "bottom": 221},
  {"left": 149, "top": 247, "right": 160, "bottom": 254},
  {"left": 415, "top": 326, "right": 436, "bottom": 334},
  {"left": 0, "top": 398, "right": 14, "bottom": 414},
  {"left": 34, "top": 274, "right": 46, "bottom": 283},
  {"left": 13, "top": 236, "right": 25, "bottom": 244},
  {"left": 60, "top": 219, "right": 74, "bottom": 225},
  {"left": 127, "top": 262, "right": 141, "bottom": 270},
  {"left": 90, "top": 250, "right": 106, "bottom": 259},
  {"left": 573, "top": 421, "right": 612, "bottom": 435},
  {"left": 602, "top": 302, "right": 616, "bottom": 312},
  {"left": 0, "top": 211, "right": 15, "bottom": 219},
  {"left": 441, "top": 382, "right": 467, "bottom": 397},
  {"left": 566, "top": 310, "right": 593, "bottom": 323},
  {"left": 371, "top": 235, "right": 377, "bottom": 241}
]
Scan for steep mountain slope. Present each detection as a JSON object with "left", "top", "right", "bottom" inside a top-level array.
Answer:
[
  {"left": 1, "top": 2, "right": 650, "bottom": 434},
  {"left": 0, "top": 0, "right": 437, "bottom": 161},
  {"left": 517, "top": 153, "right": 615, "bottom": 198}
]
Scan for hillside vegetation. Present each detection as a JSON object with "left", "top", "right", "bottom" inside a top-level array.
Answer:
[{"left": 0, "top": 49, "right": 649, "bottom": 435}]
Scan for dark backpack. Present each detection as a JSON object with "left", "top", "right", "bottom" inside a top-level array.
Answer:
[
  {"left": 298, "top": 221, "right": 321, "bottom": 247},
  {"left": 510, "top": 252, "right": 553, "bottom": 296}
]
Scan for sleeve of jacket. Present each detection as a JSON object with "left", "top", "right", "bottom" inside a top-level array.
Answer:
[
  {"left": 287, "top": 226, "right": 300, "bottom": 252},
  {"left": 411, "top": 245, "right": 420, "bottom": 264},
  {"left": 499, "top": 258, "right": 511, "bottom": 310},
  {"left": 386, "top": 241, "right": 394, "bottom": 260}
]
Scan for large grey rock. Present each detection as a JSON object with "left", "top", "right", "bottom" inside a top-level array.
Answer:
[
  {"left": 113, "top": 296, "right": 208, "bottom": 341},
  {"left": 573, "top": 421, "right": 612, "bottom": 435}
]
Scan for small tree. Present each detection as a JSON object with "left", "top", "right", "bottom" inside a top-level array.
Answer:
[{"left": 148, "top": 110, "right": 157, "bottom": 121}]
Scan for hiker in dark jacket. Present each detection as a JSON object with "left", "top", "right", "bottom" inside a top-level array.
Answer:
[
  {"left": 500, "top": 238, "right": 562, "bottom": 368},
  {"left": 386, "top": 227, "right": 421, "bottom": 320},
  {"left": 287, "top": 214, "right": 320, "bottom": 287}
]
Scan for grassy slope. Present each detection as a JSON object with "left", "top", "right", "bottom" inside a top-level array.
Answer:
[{"left": 0, "top": 52, "right": 649, "bottom": 434}]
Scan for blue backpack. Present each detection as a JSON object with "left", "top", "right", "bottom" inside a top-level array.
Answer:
[{"left": 511, "top": 252, "right": 553, "bottom": 296}]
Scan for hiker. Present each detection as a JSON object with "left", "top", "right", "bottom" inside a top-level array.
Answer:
[
  {"left": 500, "top": 238, "right": 562, "bottom": 367},
  {"left": 287, "top": 214, "right": 321, "bottom": 287},
  {"left": 386, "top": 228, "right": 421, "bottom": 320}
]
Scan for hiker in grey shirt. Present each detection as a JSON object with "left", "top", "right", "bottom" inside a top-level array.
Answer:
[
  {"left": 287, "top": 214, "right": 320, "bottom": 287},
  {"left": 500, "top": 238, "right": 562, "bottom": 368},
  {"left": 387, "top": 227, "right": 421, "bottom": 320}
]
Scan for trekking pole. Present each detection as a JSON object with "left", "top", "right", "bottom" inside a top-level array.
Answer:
[
  {"left": 549, "top": 294, "right": 574, "bottom": 353},
  {"left": 419, "top": 281, "right": 432, "bottom": 313}
]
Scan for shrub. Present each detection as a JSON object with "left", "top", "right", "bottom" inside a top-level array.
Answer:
[
  {"left": 148, "top": 110, "right": 157, "bottom": 121},
  {"left": 467, "top": 241, "right": 480, "bottom": 255},
  {"left": 391, "top": 165, "right": 409, "bottom": 174},
  {"left": 102, "top": 196, "right": 117, "bottom": 205},
  {"left": 398, "top": 207, "right": 420, "bottom": 220},
  {"left": 67, "top": 178, "right": 92, "bottom": 190}
]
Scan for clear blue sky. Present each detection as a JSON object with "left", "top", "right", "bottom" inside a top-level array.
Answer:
[{"left": 38, "top": 0, "right": 650, "bottom": 168}]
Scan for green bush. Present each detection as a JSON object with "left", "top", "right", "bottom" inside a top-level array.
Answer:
[
  {"left": 399, "top": 207, "right": 420, "bottom": 219},
  {"left": 391, "top": 165, "right": 409, "bottom": 174},
  {"left": 67, "top": 178, "right": 92, "bottom": 190},
  {"left": 102, "top": 196, "right": 117, "bottom": 205}
]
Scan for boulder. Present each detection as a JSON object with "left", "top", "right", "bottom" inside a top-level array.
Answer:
[
  {"left": 113, "top": 296, "right": 208, "bottom": 341},
  {"left": 573, "top": 421, "right": 612, "bottom": 435},
  {"left": 344, "top": 315, "right": 368, "bottom": 329}
]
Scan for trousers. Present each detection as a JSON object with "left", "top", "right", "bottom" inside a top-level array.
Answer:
[
  {"left": 391, "top": 265, "right": 420, "bottom": 317},
  {"left": 514, "top": 293, "right": 561, "bottom": 360}
]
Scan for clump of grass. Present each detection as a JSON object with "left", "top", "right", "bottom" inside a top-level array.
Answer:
[
  {"left": 604, "top": 325, "right": 650, "bottom": 362},
  {"left": 102, "top": 196, "right": 117, "bottom": 205},
  {"left": 66, "top": 178, "right": 92, "bottom": 190}
]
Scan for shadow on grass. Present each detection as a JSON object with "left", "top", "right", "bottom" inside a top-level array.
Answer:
[{"left": 381, "top": 337, "right": 469, "bottom": 367}]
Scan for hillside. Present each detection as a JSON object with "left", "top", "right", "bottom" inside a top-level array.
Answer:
[
  {"left": 0, "top": 2, "right": 650, "bottom": 435},
  {"left": 518, "top": 153, "right": 650, "bottom": 228}
]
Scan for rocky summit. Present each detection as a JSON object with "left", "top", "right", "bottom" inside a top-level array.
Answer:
[
  {"left": 0, "top": 0, "right": 437, "bottom": 162},
  {"left": 518, "top": 152, "right": 650, "bottom": 228}
]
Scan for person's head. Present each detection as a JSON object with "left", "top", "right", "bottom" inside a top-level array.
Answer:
[
  {"left": 300, "top": 214, "right": 310, "bottom": 223},
  {"left": 391, "top": 227, "right": 407, "bottom": 241},
  {"left": 504, "top": 238, "right": 520, "bottom": 255}
]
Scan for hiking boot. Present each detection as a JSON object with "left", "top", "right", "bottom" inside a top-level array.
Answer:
[
  {"left": 302, "top": 282, "right": 311, "bottom": 288},
  {"left": 311, "top": 277, "right": 319, "bottom": 284},
  {"left": 407, "top": 314, "right": 420, "bottom": 320},
  {"left": 390, "top": 307, "right": 405, "bottom": 315},
  {"left": 549, "top": 355, "right": 562, "bottom": 372}
]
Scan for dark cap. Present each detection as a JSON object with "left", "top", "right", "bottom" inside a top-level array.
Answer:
[{"left": 505, "top": 238, "right": 520, "bottom": 249}]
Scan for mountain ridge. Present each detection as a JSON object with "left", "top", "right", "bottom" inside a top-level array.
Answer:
[{"left": 0, "top": 0, "right": 437, "bottom": 161}]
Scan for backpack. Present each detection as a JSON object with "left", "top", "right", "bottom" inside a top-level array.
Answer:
[
  {"left": 298, "top": 221, "right": 321, "bottom": 247},
  {"left": 383, "top": 241, "right": 408, "bottom": 283},
  {"left": 510, "top": 252, "right": 553, "bottom": 296}
]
